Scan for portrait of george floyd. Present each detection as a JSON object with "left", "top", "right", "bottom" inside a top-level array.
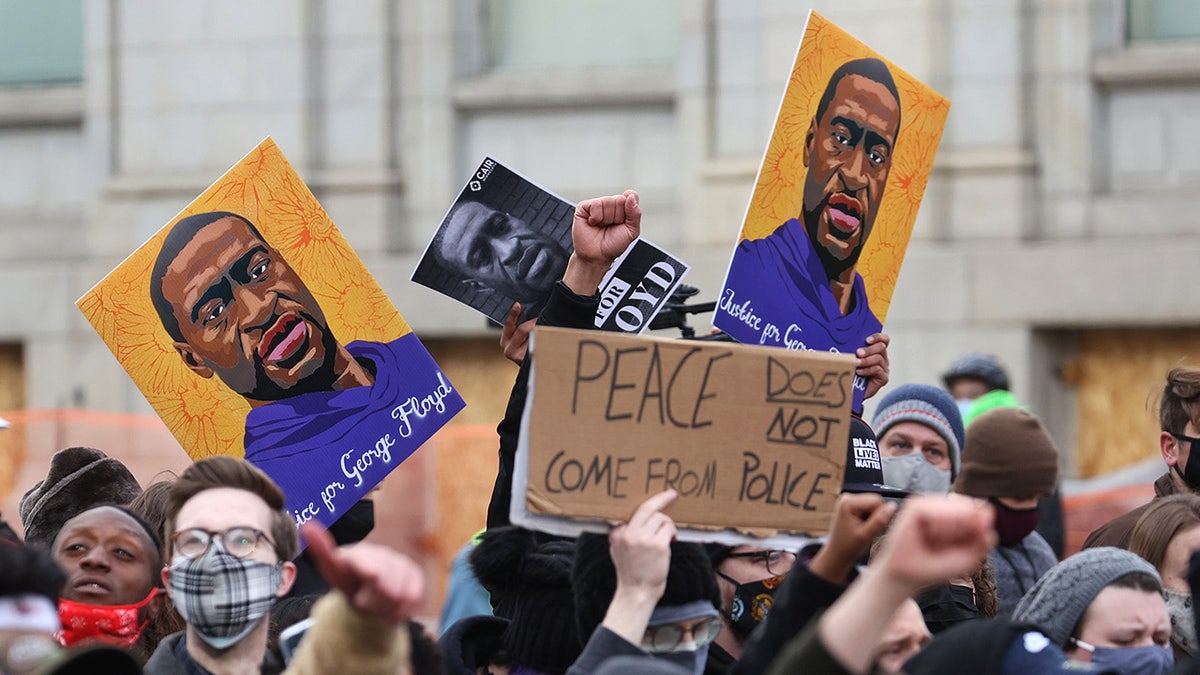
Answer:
[
  {"left": 412, "top": 158, "right": 575, "bottom": 325},
  {"left": 79, "top": 138, "right": 465, "bottom": 532},
  {"left": 715, "top": 12, "right": 950, "bottom": 403}
]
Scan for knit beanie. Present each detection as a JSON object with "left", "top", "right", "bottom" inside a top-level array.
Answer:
[
  {"left": 572, "top": 533, "right": 720, "bottom": 642},
  {"left": 952, "top": 408, "right": 1058, "bottom": 499},
  {"left": 841, "top": 415, "right": 909, "bottom": 499},
  {"left": 872, "top": 383, "right": 965, "bottom": 479},
  {"left": 19, "top": 447, "right": 142, "bottom": 549},
  {"left": 1012, "top": 547, "right": 1161, "bottom": 647},
  {"left": 469, "top": 527, "right": 581, "bottom": 673}
]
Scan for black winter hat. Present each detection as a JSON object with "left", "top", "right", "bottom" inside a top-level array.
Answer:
[
  {"left": 19, "top": 447, "right": 142, "bottom": 549},
  {"left": 572, "top": 533, "right": 720, "bottom": 643},
  {"left": 469, "top": 527, "right": 581, "bottom": 674}
]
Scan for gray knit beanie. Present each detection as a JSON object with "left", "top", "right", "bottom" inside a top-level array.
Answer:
[
  {"left": 872, "top": 383, "right": 965, "bottom": 479},
  {"left": 1012, "top": 547, "right": 1162, "bottom": 647}
]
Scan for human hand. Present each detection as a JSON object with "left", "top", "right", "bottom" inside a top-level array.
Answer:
[
  {"left": 609, "top": 489, "right": 677, "bottom": 603},
  {"left": 810, "top": 493, "right": 897, "bottom": 584},
  {"left": 500, "top": 302, "right": 537, "bottom": 365},
  {"left": 856, "top": 333, "right": 890, "bottom": 401},
  {"left": 563, "top": 190, "right": 641, "bottom": 295},
  {"left": 872, "top": 495, "right": 995, "bottom": 593},
  {"left": 300, "top": 521, "right": 424, "bottom": 625}
]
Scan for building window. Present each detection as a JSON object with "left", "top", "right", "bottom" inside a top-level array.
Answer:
[
  {"left": 1128, "top": 0, "right": 1200, "bottom": 42},
  {"left": 486, "top": 0, "right": 676, "bottom": 72},
  {"left": 0, "top": 0, "right": 83, "bottom": 86}
]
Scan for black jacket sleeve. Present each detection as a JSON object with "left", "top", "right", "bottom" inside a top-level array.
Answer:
[
  {"left": 731, "top": 563, "right": 847, "bottom": 675},
  {"left": 485, "top": 281, "right": 601, "bottom": 529}
]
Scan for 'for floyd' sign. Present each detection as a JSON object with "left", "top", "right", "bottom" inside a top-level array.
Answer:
[{"left": 512, "top": 327, "right": 854, "bottom": 542}]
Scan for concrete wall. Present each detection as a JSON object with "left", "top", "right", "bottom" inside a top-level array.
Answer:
[{"left": 3, "top": 0, "right": 1200, "bottom": 477}]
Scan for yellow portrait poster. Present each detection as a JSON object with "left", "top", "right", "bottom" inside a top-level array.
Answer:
[
  {"left": 77, "top": 138, "right": 465, "bottom": 528},
  {"left": 714, "top": 12, "right": 949, "bottom": 406}
]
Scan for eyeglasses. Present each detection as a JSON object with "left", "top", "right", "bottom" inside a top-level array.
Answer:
[
  {"left": 725, "top": 549, "right": 797, "bottom": 576},
  {"left": 642, "top": 615, "right": 723, "bottom": 652},
  {"left": 171, "top": 527, "right": 274, "bottom": 560}
]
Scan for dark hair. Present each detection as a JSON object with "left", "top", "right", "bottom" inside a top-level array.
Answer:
[
  {"left": 164, "top": 456, "right": 299, "bottom": 561},
  {"left": 127, "top": 478, "right": 176, "bottom": 559},
  {"left": 150, "top": 211, "right": 268, "bottom": 342},
  {"left": 409, "top": 621, "right": 447, "bottom": 675},
  {"left": 1160, "top": 366, "right": 1200, "bottom": 435},
  {"left": 973, "top": 558, "right": 998, "bottom": 618},
  {"left": 0, "top": 544, "right": 67, "bottom": 601},
  {"left": 814, "top": 57, "right": 902, "bottom": 139}
]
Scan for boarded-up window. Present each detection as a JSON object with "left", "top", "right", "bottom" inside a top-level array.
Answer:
[{"left": 1070, "top": 329, "right": 1200, "bottom": 477}]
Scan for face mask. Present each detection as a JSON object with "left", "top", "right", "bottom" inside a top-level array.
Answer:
[
  {"left": 1164, "top": 588, "right": 1196, "bottom": 657},
  {"left": 1174, "top": 450, "right": 1200, "bottom": 492},
  {"left": 168, "top": 546, "right": 282, "bottom": 650},
  {"left": 989, "top": 497, "right": 1040, "bottom": 547},
  {"left": 56, "top": 588, "right": 157, "bottom": 648},
  {"left": 642, "top": 601, "right": 718, "bottom": 675},
  {"left": 916, "top": 584, "right": 978, "bottom": 634},
  {"left": 881, "top": 452, "right": 951, "bottom": 494},
  {"left": 331, "top": 499, "right": 374, "bottom": 544},
  {"left": 717, "top": 572, "right": 786, "bottom": 637},
  {"left": 956, "top": 399, "right": 975, "bottom": 420},
  {"left": 1078, "top": 643, "right": 1174, "bottom": 675}
]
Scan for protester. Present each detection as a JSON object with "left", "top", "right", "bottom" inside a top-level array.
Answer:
[
  {"left": 871, "top": 383, "right": 965, "bottom": 494},
  {"left": 487, "top": 190, "right": 643, "bottom": 528},
  {"left": 1129, "top": 494, "right": 1200, "bottom": 659},
  {"left": 438, "top": 533, "right": 493, "bottom": 637},
  {"left": 761, "top": 494, "right": 994, "bottom": 674},
  {"left": 704, "top": 544, "right": 794, "bottom": 669},
  {"left": 1086, "top": 366, "right": 1200, "bottom": 550},
  {"left": 569, "top": 490, "right": 723, "bottom": 675},
  {"left": 143, "top": 456, "right": 425, "bottom": 675},
  {"left": 447, "top": 526, "right": 581, "bottom": 675},
  {"left": 50, "top": 505, "right": 163, "bottom": 658},
  {"left": 941, "top": 353, "right": 1016, "bottom": 425},
  {"left": 19, "top": 446, "right": 143, "bottom": 550},
  {"left": 730, "top": 492, "right": 898, "bottom": 674},
  {"left": 952, "top": 408, "right": 1059, "bottom": 616},
  {"left": 1012, "top": 547, "right": 1173, "bottom": 673},
  {"left": 0, "top": 544, "right": 142, "bottom": 674}
]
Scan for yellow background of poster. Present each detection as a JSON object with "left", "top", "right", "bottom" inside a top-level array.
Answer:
[
  {"left": 77, "top": 138, "right": 410, "bottom": 460},
  {"left": 739, "top": 12, "right": 950, "bottom": 324}
]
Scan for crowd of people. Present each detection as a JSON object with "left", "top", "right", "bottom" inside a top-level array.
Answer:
[{"left": 3, "top": 190, "right": 1200, "bottom": 675}]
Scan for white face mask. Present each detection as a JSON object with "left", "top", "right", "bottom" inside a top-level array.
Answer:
[
  {"left": 955, "top": 399, "right": 975, "bottom": 420},
  {"left": 1165, "top": 588, "right": 1197, "bottom": 656}
]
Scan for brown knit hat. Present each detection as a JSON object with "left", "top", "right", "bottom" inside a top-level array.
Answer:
[{"left": 952, "top": 408, "right": 1058, "bottom": 499}]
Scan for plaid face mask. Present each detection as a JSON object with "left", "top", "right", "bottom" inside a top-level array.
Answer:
[{"left": 167, "top": 546, "right": 282, "bottom": 650}]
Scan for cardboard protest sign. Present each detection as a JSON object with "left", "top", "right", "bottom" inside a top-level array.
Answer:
[
  {"left": 595, "top": 239, "right": 691, "bottom": 334},
  {"left": 412, "top": 157, "right": 576, "bottom": 324},
  {"left": 77, "top": 138, "right": 465, "bottom": 534},
  {"left": 511, "top": 326, "right": 855, "bottom": 545},
  {"left": 714, "top": 11, "right": 950, "bottom": 409}
]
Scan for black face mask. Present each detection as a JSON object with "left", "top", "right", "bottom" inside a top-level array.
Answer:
[
  {"left": 717, "top": 572, "right": 786, "bottom": 637},
  {"left": 1173, "top": 433, "right": 1200, "bottom": 491},
  {"left": 916, "top": 584, "right": 979, "bottom": 635},
  {"left": 330, "top": 498, "right": 375, "bottom": 545}
]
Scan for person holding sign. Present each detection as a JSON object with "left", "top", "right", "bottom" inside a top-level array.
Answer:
[
  {"left": 722, "top": 57, "right": 900, "bottom": 357},
  {"left": 487, "top": 189, "right": 642, "bottom": 528}
]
